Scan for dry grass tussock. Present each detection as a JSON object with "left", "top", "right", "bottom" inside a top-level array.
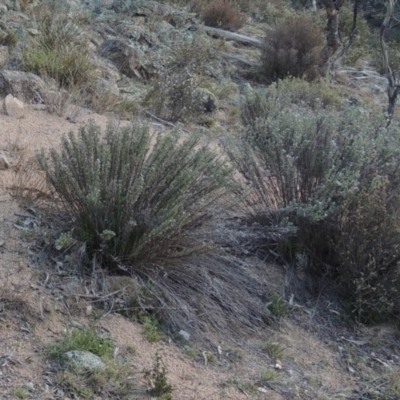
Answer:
[
  {"left": 261, "top": 15, "right": 324, "bottom": 82},
  {"left": 202, "top": 0, "right": 246, "bottom": 31}
]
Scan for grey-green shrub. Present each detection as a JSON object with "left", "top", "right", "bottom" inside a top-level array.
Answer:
[
  {"left": 233, "top": 81, "right": 400, "bottom": 322},
  {"left": 38, "top": 121, "right": 232, "bottom": 271}
]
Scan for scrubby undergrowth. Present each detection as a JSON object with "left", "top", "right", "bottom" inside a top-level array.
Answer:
[{"left": 231, "top": 79, "right": 400, "bottom": 323}]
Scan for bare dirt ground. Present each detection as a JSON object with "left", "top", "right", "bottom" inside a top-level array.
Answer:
[{"left": 0, "top": 105, "right": 399, "bottom": 400}]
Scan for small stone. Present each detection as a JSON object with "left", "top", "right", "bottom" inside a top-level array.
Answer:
[
  {"left": 27, "top": 28, "right": 40, "bottom": 36},
  {"left": 64, "top": 350, "right": 106, "bottom": 371},
  {"left": 4, "top": 94, "right": 24, "bottom": 119},
  {"left": 178, "top": 330, "right": 190, "bottom": 341},
  {"left": 25, "top": 382, "right": 34, "bottom": 391}
]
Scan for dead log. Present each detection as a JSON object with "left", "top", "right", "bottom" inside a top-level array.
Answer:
[{"left": 201, "top": 25, "right": 263, "bottom": 48}]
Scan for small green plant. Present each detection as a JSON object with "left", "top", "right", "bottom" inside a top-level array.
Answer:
[
  {"left": 183, "top": 346, "right": 199, "bottom": 359},
  {"left": 12, "top": 387, "right": 29, "bottom": 399},
  {"left": 261, "top": 369, "right": 280, "bottom": 382},
  {"left": 46, "top": 328, "right": 113, "bottom": 361},
  {"left": 143, "top": 352, "right": 173, "bottom": 399},
  {"left": 267, "top": 294, "right": 288, "bottom": 319},
  {"left": 55, "top": 231, "right": 75, "bottom": 250},
  {"left": 261, "top": 341, "right": 284, "bottom": 359},
  {"left": 142, "top": 316, "right": 161, "bottom": 343},
  {"left": 126, "top": 345, "right": 136, "bottom": 354},
  {"left": 220, "top": 377, "right": 256, "bottom": 393},
  {"left": 228, "top": 348, "right": 244, "bottom": 362}
]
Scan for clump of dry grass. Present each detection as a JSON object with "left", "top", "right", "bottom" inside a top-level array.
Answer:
[
  {"left": 261, "top": 15, "right": 324, "bottom": 82},
  {"left": 202, "top": 0, "right": 246, "bottom": 31}
]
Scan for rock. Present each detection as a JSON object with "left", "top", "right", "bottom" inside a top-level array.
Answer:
[
  {"left": 26, "top": 28, "right": 40, "bottom": 36},
  {"left": 0, "top": 46, "right": 9, "bottom": 69},
  {"left": 178, "top": 330, "right": 191, "bottom": 341},
  {"left": 98, "top": 39, "right": 143, "bottom": 79},
  {"left": 0, "top": 152, "right": 10, "bottom": 170},
  {"left": 0, "top": 4, "right": 8, "bottom": 14},
  {"left": 3, "top": 93, "right": 24, "bottom": 118},
  {"left": 94, "top": 77, "right": 120, "bottom": 98},
  {"left": 64, "top": 350, "right": 106, "bottom": 371},
  {"left": 0, "top": 70, "right": 46, "bottom": 104}
]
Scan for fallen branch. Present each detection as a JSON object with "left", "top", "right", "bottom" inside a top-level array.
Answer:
[{"left": 201, "top": 25, "right": 263, "bottom": 48}]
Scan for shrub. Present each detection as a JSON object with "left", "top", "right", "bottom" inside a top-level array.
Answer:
[
  {"left": 144, "top": 36, "right": 217, "bottom": 122},
  {"left": 202, "top": 0, "right": 246, "bottom": 31},
  {"left": 38, "top": 121, "right": 232, "bottom": 271},
  {"left": 232, "top": 84, "right": 400, "bottom": 323},
  {"left": 261, "top": 15, "right": 324, "bottom": 82},
  {"left": 22, "top": 2, "right": 94, "bottom": 88}
]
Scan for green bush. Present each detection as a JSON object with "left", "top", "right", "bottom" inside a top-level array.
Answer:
[
  {"left": 22, "top": 2, "right": 94, "bottom": 88},
  {"left": 261, "top": 15, "right": 324, "bottom": 83},
  {"left": 232, "top": 83, "right": 400, "bottom": 323},
  {"left": 38, "top": 121, "right": 231, "bottom": 271}
]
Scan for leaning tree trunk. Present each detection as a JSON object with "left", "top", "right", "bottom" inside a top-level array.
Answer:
[
  {"left": 380, "top": 0, "right": 399, "bottom": 126},
  {"left": 320, "top": 0, "right": 345, "bottom": 63}
]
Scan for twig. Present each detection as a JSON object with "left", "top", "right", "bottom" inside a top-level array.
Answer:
[{"left": 144, "top": 111, "right": 190, "bottom": 133}]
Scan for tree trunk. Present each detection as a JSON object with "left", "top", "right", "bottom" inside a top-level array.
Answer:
[
  {"left": 320, "top": 0, "right": 345, "bottom": 63},
  {"left": 380, "top": 0, "right": 399, "bottom": 126}
]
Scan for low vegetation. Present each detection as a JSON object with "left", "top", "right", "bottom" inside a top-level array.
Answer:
[
  {"left": 261, "top": 14, "right": 324, "bottom": 82},
  {"left": 231, "top": 79, "right": 400, "bottom": 323},
  {"left": 201, "top": 0, "right": 246, "bottom": 31},
  {"left": 22, "top": 2, "right": 95, "bottom": 89}
]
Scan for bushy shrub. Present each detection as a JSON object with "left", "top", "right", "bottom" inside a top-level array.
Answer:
[
  {"left": 232, "top": 83, "right": 400, "bottom": 323},
  {"left": 38, "top": 121, "right": 231, "bottom": 271},
  {"left": 144, "top": 36, "right": 217, "bottom": 122},
  {"left": 22, "top": 3, "right": 94, "bottom": 88},
  {"left": 202, "top": 0, "right": 246, "bottom": 31},
  {"left": 261, "top": 15, "right": 324, "bottom": 82}
]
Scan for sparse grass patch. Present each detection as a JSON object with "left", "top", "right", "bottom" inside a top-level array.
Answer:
[
  {"left": 220, "top": 377, "right": 257, "bottom": 393},
  {"left": 47, "top": 328, "right": 133, "bottom": 397},
  {"left": 142, "top": 316, "right": 162, "bottom": 343},
  {"left": 12, "top": 387, "right": 29, "bottom": 399},
  {"left": 261, "top": 369, "right": 280, "bottom": 383},
  {"left": 46, "top": 328, "right": 113, "bottom": 361},
  {"left": 266, "top": 293, "right": 288, "bottom": 319},
  {"left": 183, "top": 346, "right": 199, "bottom": 359},
  {"left": 56, "top": 360, "right": 133, "bottom": 398},
  {"left": 261, "top": 341, "right": 284, "bottom": 359},
  {"left": 143, "top": 352, "right": 173, "bottom": 399},
  {"left": 22, "top": 2, "right": 95, "bottom": 89}
]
